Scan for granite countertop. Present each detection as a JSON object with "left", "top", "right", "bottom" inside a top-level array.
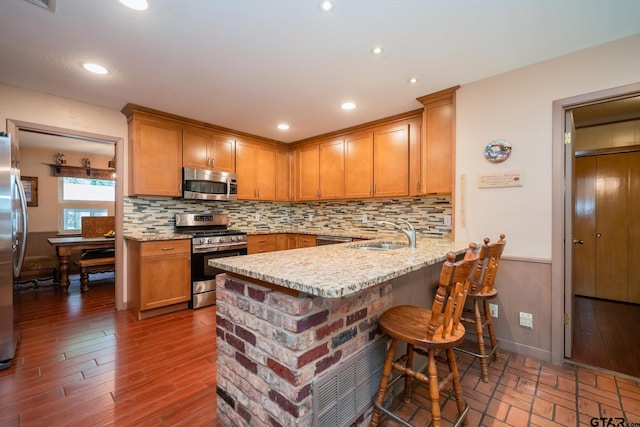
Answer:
[
  {"left": 209, "top": 237, "right": 470, "bottom": 298},
  {"left": 123, "top": 232, "right": 192, "bottom": 242}
]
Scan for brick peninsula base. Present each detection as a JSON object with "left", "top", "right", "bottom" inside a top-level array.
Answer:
[{"left": 215, "top": 273, "right": 392, "bottom": 426}]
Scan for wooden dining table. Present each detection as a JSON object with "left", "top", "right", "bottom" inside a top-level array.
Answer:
[{"left": 47, "top": 236, "right": 115, "bottom": 293}]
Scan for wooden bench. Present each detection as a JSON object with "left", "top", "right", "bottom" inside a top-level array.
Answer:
[
  {"left": 74, "top": 256, "right": 115, "bottom": 292},
  {"left": 15, "top": 255, "right": 59, "bottom": 289}
]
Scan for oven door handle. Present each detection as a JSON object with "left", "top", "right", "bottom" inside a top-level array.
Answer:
[{"left": 192, "top": 243, "right": 248, "bottom": 254}]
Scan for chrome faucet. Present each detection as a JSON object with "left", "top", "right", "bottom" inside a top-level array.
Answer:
[{"left": 377, "top": 219, "right": 416, "bottom": 248}]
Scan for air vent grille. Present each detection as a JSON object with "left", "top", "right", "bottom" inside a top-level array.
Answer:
[
  {"left": 23, "top": 0, "right": 56, "bottom": 12},
  {"left": 313, "top": 337, "right": 386, "bottom": 427}
]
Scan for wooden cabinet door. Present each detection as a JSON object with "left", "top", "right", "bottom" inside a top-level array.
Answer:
[
  {"left": 286, "top": 234, "right": 298, "bottom": 249},
  {"left": 574, "top": 151, "right": 640, "bottom": 303},
  {"left": 211, "top": 134, "right": 236, "bottom": 173},
  {"left": 235, "top": 140, "right": 258, "bottom": 200},
  {"left": 573, "top": 156, "right": 597, "bottom": 297},
  {"left": 247, "top": 235, "right": 277, "bottom": 254},
  {"left": 183, "top": 127, "right": 235, "bottom": 173},
  {"left": 275, "top": 148, "right": 291, "bottom": 201},
  {"left": 319, "top": 138, "right": 344, "bottom": 199},
  {"left": 345, "top": 131, "right": 374, "bottom": 199},
  {"left": 256, "top": 145, "right": 276, "bottom": 200},
  {"left": 373, "top": 124, "right": 409, "bottom": 197},
  {"left": 296, "top": 144, "right": 320, "bottom": 200},
  {"left": 297, "top": 235, "right": 317, "bottom": 248},
  {"left": 140, "top": 253, "right": 190, "bottom": 310},
  {"left": 408, "top": 117, "right": 425, "bottom": 196},
  {"left": 629, "top": 151, "right": 640, "bottom": 303},
  {"left": 182, "top": 126, "right": 209, "bottom": 170},
  {"left": 129, "top": 114, "right": 183, "bottom": 197},
  {"left": 276, "top": 234, "right": 287, "bottom": 251},
  {"left": 595, "top": 153, "right": 629, "bottom": 302},
  {"left": 424, "top": 102, "right": 454, "bottom": 193}
]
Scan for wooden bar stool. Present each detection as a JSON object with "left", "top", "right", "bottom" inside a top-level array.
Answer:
[
  {"left": 370, "top": 244, "right": 480, "bottom": 427},
  {"left": 455, "top": 234, "right": 506, "bottom": 383}
]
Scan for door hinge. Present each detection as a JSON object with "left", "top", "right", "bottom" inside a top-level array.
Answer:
[
  {"left": 564, "top": 312, "right": 570, "bottom": 325},
  {"left": 564, "top": 132, "right": 572, "bottom": 145}
]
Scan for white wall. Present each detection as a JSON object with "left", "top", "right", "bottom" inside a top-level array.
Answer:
[
  {"left": 0, "top": 83, "right": 127, "bottom": 139},
  {"left": 455, "top": 34, "right": 640, "bottom": 258}
]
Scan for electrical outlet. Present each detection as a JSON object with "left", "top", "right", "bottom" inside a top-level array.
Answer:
[
  {"left": 444, "top": 214, "right": 452, "bottom": 226},
  {"left": 362, "top": 213, "right": 368, "bottom": 223},
  {"left": 519, "top": 312, "right": 533, "bottom": 329},
  {"left": 489, "top": 303, "right": 498, "bottom": 318},
  {"left": 308, "top": 214, "right": 314, "bottom": 222},
  {"left": 255, "top": 213, "right": 260, "bottom": 222}
]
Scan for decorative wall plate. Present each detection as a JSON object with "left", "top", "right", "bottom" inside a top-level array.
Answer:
[{"left": 484, "top": 139, "right": 512, "bottom": 163}]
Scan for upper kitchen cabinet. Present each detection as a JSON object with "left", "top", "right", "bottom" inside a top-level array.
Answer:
[
  {"left": 417, "top": 86, "right": 459, "bottom": 194},
  {"left": 236, "top": 138, "right": 276, "bottom": 200},
  {"left": 407, "top": 117, "right": 424, "bottom": 196},
  {"left": 275, "top": 147, "right": 292, "bottom": 201},
  {"left": 372, "top": 123, "right": 409, "bottom": 198},
  {"left": 344, "top": 131, "right": 374, "bottom": 199},
  {"left": 319, "top": 138, "right": 345, "bottom": 199},
  {"left": 295, "top": 144, "right": 319, "bottom": 201},
  {"left": 295, "top": 137, "right": 345, "bottom": 201},
  {"left": 183, "top": 126, "right": 236, "bottom": 173},
  {"left": 122, "top": 106, "right": 183, "bottom": 197}
]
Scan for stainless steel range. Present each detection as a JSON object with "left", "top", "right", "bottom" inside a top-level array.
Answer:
[{"left": 175, "top": 213, "right": 247, "bottom": 309}]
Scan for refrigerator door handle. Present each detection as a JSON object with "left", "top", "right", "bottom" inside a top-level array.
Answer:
[{"left": 13, "top": 173, "right": 28, "bottom": 278}]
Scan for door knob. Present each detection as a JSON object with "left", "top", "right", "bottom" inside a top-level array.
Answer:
[{"left": 572, "top": 238, "right": 584, "bottom": 245}]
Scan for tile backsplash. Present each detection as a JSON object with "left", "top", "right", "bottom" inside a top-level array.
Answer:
[{"left": 123, "top": 195, "right": 452, "bottom": 238}]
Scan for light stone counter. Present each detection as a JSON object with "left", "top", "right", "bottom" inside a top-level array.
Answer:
[
  {"left": 209, "top": 237, "right": 469, "bottom": 298},
  {"left": 123, "top": 232, "right": 191, "bottom": 242}
]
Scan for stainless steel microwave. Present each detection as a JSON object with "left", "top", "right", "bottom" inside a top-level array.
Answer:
[{"left": 182, "top": 168, "right": 238, "bottom": 201}]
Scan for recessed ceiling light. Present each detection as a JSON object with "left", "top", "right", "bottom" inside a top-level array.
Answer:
[
  {"left": 277, "top": 123, "right": 290, "bottom": 130},
  {"left": 341, "top": 102, "right": 356, "bottom": 110},
  {"left": 408, "top": 77, "right": 419, "bottom": 84},
  {"left": 371, "top": 46, "right": 384, "bottom": 55},
  {"left": 82, "top": 63, "right": 108, "bottom": 75},
  {"left": 118, "top": 0, "right": 148, "bottom": 11},
  {"left": 319, "top": 1, "right": 334, "bottom": 12}
]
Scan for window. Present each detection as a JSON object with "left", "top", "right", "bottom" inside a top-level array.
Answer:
[{"left": 59, "top": 177, "right": 115, "bottom": 233}]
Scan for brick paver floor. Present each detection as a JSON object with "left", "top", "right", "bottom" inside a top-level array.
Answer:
[{"left": 378, "top": 346, "right": 640, "bottom": 426}]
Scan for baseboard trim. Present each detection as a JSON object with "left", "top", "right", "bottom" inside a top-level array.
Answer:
[{"left": 498, "top": 339, "right": 552, "bottom": 362}]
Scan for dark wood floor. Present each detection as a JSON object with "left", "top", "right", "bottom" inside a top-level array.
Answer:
[
  {"left": 572, "top": 296, "right": 640, "bottom": 378},
  {"left": 1, "top": 274, "right": 220, "bottom": 427}
]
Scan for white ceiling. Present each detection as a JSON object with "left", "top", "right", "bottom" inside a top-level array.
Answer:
[{"left": 1, "top": 0, "right": 640, "bottom": 144}]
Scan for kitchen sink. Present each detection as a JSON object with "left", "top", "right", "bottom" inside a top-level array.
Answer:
[{"left": 349, "top": 241, "right": 408, "bottom": 251}]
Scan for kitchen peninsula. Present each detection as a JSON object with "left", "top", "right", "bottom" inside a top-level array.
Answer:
[{"left": 210, "top": 237, "right": 469, "bottom": 426}]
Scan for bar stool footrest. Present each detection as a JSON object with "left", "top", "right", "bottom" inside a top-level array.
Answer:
[{"left": 454, "top": 340, "right": 500, "bottom": 360}]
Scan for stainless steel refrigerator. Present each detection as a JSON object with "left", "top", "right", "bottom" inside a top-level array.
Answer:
[{"left": 0, "top": 131, "right": 28, "bottom": 370}]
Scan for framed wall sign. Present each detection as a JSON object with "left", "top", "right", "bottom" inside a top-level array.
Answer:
[{"left": 21, "top": 176, "right": 38, "bottom": 207}]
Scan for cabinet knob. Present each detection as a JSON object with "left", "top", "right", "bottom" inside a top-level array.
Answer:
[{"left": 595, "top": 233, "right": 602, "bottom": 238}]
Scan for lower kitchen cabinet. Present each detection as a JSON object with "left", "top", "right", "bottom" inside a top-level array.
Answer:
[
  {"left": 247, "top": 234, "right": 278, "bottom": 254},
  {"left": 296, "top": 234, "right": 317, "bottom": 248},
  {"left": 127, "top": 239, "right": 191, "bottom": 320}
]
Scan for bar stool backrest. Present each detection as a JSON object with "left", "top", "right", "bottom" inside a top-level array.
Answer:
[
  {"left": 471, "top": 234, "right": 507, "bottom": 295},
  {"left": 427, "top": 244, "right": 479, "bottom": 341}
]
